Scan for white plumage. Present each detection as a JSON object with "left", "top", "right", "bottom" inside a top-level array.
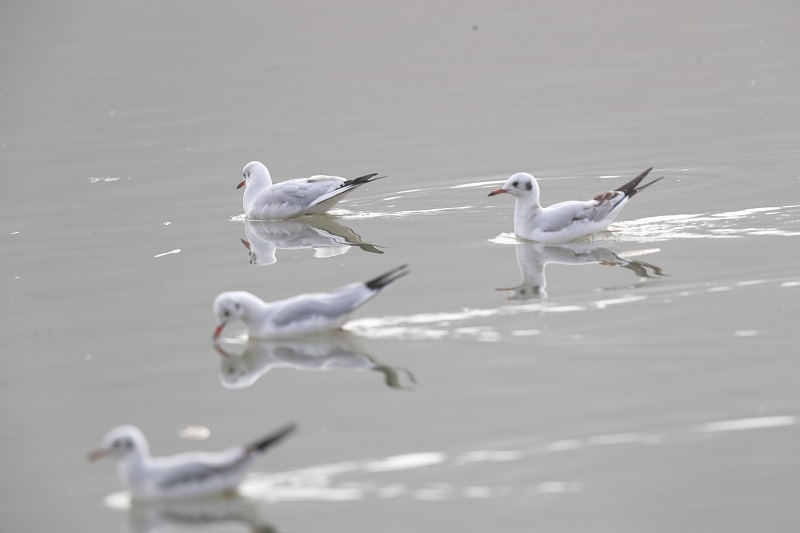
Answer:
[
  {"left": 89, "top": 423, "right": 296, "bottom": 500},
  {"left": 212, "top": 264, "right": 409, "bottom": 341},
  {"left": 488, "top": 167, "right": 663, "bottom": 243},
  {"left": 238, "top": 161, "right": 384, "bottom": 220}
]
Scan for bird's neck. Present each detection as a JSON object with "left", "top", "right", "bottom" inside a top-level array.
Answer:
[
  {"left": 117, "top": 451, "right": 149, "bottom": 493},
  {"left": 514, "top": 194, "right": 541, "bottom": 223},
  {"left": 243, "top": 170, "right": 274, "bottom": 204},
  {"left": 236, "top": 292, "right": 271, "bottom": 327}
]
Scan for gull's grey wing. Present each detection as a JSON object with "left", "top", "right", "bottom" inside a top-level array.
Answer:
[
  {"left": 269, "top": 284, "right": 366, "bottom": 327},
  {"left": 265, "top": 177, "right": 344, "bottom": 209},
  {"left": 537, "top": 201, "right": 599, "bottom": 232},
  {"left": 156, "top": 451, "right": 248, "bottom": 490}
]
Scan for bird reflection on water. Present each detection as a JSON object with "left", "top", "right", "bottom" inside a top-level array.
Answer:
[
  {"left": 240, "top": 218, "right": 383, "bottom": 266},
  {"left": 123, "top": 495, "right": 278, "bottom": 533},
  {"left": 214, "top": 333, "right": 416, "bottom": 390},
  {"left": 498, "top": 241, "right": 666, "bottom": 300}
]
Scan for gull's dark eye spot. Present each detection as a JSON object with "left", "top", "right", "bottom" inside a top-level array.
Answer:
[
  {"left": 512, "top": 181, "right": 519, "bottom": 188},
  {"left": 223, "top": 310, "right": 231, "bottom": 318},
  {"left": 526, "top": 181, "right": 532, "bottom": 191}
]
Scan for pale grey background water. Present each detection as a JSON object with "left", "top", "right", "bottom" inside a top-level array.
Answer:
[{"left": 2, "top": 1, "right": 799, "bottom": 531}]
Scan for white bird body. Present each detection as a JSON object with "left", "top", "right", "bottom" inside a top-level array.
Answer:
[
  {"left": 238, "top": 161, "right": 384, "bottom": 220},
  {"left": 213, "top": 265, "right": 409, "bottom": 341},
  {"left": 488, "top": 168, "right": 663, "bottom": 243},
  {"left": 89, "top": 424, "right": 296, "bottom": 501}
]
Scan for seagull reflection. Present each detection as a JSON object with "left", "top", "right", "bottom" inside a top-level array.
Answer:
[
  {"left": 126, "top": 495, "right": 277, "bottom": 533},
  {"left": 498, "top": 241, "right": 665, "bottom": 300},
  {"left": 215, "top": 333, "right": 415, "bottom": 390},
  {"left": 241, "top": 218, "right": 382, "bottom": 265}
]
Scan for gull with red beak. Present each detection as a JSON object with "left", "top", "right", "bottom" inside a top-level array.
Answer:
[
  {"left": 237, "top": 161, "right": 385, "bottom": 220},
  {"left": 488, "top": 167, "right": 663, "bottom": 244},
  {"left": 212, "top": 264, "right": 409, "bottom": 342},
  {"left": 88, "top": 423, "right": 297, "bottom": 500}
]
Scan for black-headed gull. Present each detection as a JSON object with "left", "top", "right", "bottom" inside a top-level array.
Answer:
[
  {"left": 488, "top": 168, "right": 664, "bottom": 243},
  {"left": 238, "top": 161, "right": 385, "bottom": 220},
  {"left": 213, "top": 264, "right": 409, "bottom": 341},
  {"left": 88, "top": 423, "right": 296, "bottom": 500}
]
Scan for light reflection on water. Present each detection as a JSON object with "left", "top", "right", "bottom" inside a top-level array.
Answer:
[{"left": 347, "top": 273, "right": 798, "bottom": 341}]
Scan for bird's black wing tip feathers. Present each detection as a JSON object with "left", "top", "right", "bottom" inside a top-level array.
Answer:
[
  {"left": 615, "top": 167, "right": 659, "bottom": 197},
  {"left": 365, "top": 264, "right": 410, "bottom": 290},
  {"left": 248, "top": 422, "right": 298, "bottom": 454},
  {"left": 343, "top": 173, "right": 385, "bottom": 187},
  {"left": 636, "top": 175, "right": 665, "bottom": 194}
]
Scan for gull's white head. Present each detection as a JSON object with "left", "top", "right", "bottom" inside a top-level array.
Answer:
[
  {"left": 88, "top": 425, "right": 149, "bottom": 462},
  {"left": 237, "top": 161, "right": 270, "bottom": 190},
  {"left": 212, "top": 292, "right": 249, "bottom": 342},
  {"left": 488, "top": 173, "right": 539, "bottom": 200}
]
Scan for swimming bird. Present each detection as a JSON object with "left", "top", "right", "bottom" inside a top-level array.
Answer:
[
  {"left": 212, "top": 264, "right": 409, "bottom": 341},
  {"left": 238, "top": 161, "right": 384, "bottom": 220},
  {"left": 488, "top": 167, "right": 663, "bottom": 243},
  {"left": 88, "top": 423, "right": 297, "bottom": 500}
]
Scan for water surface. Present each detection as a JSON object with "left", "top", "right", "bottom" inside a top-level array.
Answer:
[{"left": 2, "top": 1, "right": 799, "bottom": 532}]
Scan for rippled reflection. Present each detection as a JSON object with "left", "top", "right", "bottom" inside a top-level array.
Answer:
[
  {"left": 241, "top": 219, "right": 382, "bottom": 265},
  {"left": 214, "top": 334, "right": 415, "bottom": 390},
  {"left": 498, "top": 241, "right": 665, "bottom": 300},
  {"left": 121, "top": 495, "right": 277, "bottom": 533}
]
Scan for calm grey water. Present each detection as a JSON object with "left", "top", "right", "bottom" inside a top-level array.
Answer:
[{"left": 2, "top": 1, "right": 800, "bottom": 532}]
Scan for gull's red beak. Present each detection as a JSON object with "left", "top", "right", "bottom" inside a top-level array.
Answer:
[
  {"left": 88, "top": 448, "right": 106, "bottom": 462},
  {"left": 213, "top": 323, "right": 225, "bottom": 342},
  {"left": 237, "top": 180, "right": 246, "bottom": 189},
  {"left": 488, "top": 188, "right": 507, "bottom": 197}
]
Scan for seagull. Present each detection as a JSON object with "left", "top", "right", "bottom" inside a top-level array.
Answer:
[
  {"left": 488, "top": 167, "right": 664, "bottom": 243},
  {"left": 88, "top": 423, "right": 297, "bottom": 501},
  {"left": 213, "top": 264, "right": 409, "bottom": 341},
  {"left": 238, "top": 161, "right": 385, "bottom": 220}
]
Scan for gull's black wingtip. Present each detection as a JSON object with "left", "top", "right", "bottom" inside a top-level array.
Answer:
[
  {"left": 615, "top": 167, "right": 660, "bottom": 197},
  {"left": 365, "top": 264, "right": 410, "bottom": 291},
  {"left": 248, "top": 422, "right": 298, "bottom": 454},
  {"left": 344, "top": 173, "right": 385, "bottom": 186}
]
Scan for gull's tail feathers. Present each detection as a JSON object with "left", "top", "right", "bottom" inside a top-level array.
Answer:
[
  {"left": 246, "top": 422, "right": 298, "bottom": 455},
  {"left": 615, "top": 167, "right": 664, "bottom": 198},
  {"left": 365, "top": 264, "right": 410, "bottom": 291}
]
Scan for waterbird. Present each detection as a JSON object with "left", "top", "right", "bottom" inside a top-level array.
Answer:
[
  {"left": 88, "top": 423, "right": 297, "bottom": 500},
  {"left": 213, "top": 264, "right": 409, "bottom": 341},
  {"left": 488, "top": 167, "right": 664, "bottom": 243},
  {"left": 238, "top": 161, "right": 385, "bottom": 220}
]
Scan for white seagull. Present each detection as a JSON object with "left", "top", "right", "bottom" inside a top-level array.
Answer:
[
  {"left": 238, "top": 161, "right": 385, "bottom": 220},
  {"left": 88, "top": 423, "right": 297, "bottom": 501},
  {"left": 212, "top": 264, "right": 409, "bottom": 341},
  {"left": 488, "top": 167, "right": 664, "bottom": 243}
]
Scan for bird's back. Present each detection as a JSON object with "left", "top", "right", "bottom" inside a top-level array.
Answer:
[
  {"left": 245, "top": 176, "right": 346, "bottom": 220},
  {"left": 133, "top": 448, "right": 251, "bottom": 499}
]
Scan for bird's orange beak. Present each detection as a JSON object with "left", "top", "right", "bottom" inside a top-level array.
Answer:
[
  {"left": 237, "top": 180, "right": 246, "bottom": 189},
  {"left": 213, "top": 323, "right": 225, "bottom": 342},
  {"left": 488, "top": 188, "right": 507, "bottom": 197},
  {"left": 88, "top": 448, "right": 106, "bottom": 462}
]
